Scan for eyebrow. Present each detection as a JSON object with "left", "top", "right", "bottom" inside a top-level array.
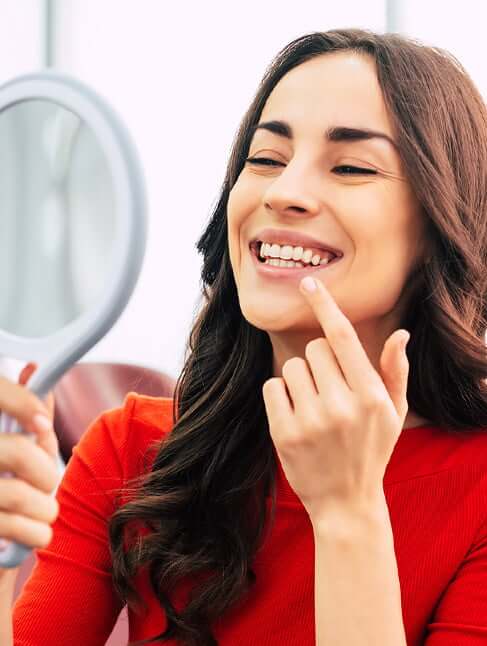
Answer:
[{"left": 249, "top": 119, "right": 398, "bottom": 151}]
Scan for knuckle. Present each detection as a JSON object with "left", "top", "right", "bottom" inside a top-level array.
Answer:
[
  {"left": 47, "top": 498, "right": 60, "bottom": 523},
  {"left": 0, "top": 436, "right": 58, "bottom": 494},
  {"left": 362, "top": 391, "right": 387, "bottom": 411},
  {"left": 329, "top": 407, "right": 355, "bottom": 426},
  {"left": 38, "top": 524, "right": 53, "bottom": 548},
  {"left": 305, "top": 337, "right": 326, "bottom": 358},
  {"left": 280, "top": 430, "right": 301, "bottom": 450},
  {"left": 11, "top": 435, "right": 37, "bottom": 470},
  {"left": 282, "top": 357, "right": 306, "bottom": 374},
  {"left": 302, "top": 412, "right": 323, "bottom": 433},
  {"left": 263, "top": 377, "right": 281, "bottom": 394},
  {"left": 16, "top": 433, "right": 36, "bottom": 452},
  {"left": 4, "top": 389, "right": 47, "bottom": 428},
  {"left": 0, "top": 479, "right": 58, "bottom": 524},
  {"left": 29, "top": 399, "right": 50, "bottom": 423},
  {"left": 0, "top": 511, "right": 52, "bottom": 548},
  {"left": 8, "top": 479, "right": 30, "bottom": 511},
  {"left": 0, "top": 511, "right": 20, "bottom": 543},
  {"left": 44, "top": 464, "right": 60, "bottom": 494},
  {"left": 0, "top": 511, "right": 15, "bottom": 541},
  {"left": 4, "top": 438, "right": 25, "bottom": 472},
  {"left": 297, "top": 400, "right": 324, "bottom": 431}
]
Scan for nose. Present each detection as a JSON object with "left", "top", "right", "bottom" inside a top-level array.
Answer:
[{"left": 261, "top": 163, "right": 321, "bottom": 217}]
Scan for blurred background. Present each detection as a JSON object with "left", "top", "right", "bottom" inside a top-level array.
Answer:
[{"left": 0, "top": 0, "right": 485, "bottom": 382}]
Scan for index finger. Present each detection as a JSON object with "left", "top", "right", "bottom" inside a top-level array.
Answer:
[
  {"left": 0, "top": 371, "right": 57, "bottom": 462},
  {"left": 19, "top": 363, "right": 55, "bottom": 421},
  {"left": 0, "top": 433, "right": 60, "bottom": 494},
  {"left": 299, "top": 276, "right": 384, "bottom": 394},
  {"left": 0, "top": 375, "right": 51, "bottom": 431}
]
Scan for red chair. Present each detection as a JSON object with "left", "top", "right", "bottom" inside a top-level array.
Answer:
[{"left": 13, "top": 361, "right": 176, "bottom": 645}]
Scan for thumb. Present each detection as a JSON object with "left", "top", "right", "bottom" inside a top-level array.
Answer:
[
  {"left": 18, "top": 362, "right": 58, "bottom": 461},
  {"left": 379, "top": 330, "right": 410, "bottom": 421}
]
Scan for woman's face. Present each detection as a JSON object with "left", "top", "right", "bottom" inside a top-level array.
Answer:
[{"left": 227, "top": 51, "right": 428, "bottom": 375}]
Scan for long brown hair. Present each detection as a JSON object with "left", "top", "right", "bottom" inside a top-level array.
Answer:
[{"left": 108, "top": 28, "right": 487, "bottom": 645}]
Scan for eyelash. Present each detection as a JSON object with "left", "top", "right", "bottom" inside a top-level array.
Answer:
[{"left": 244, "top": 157, "right": 377, "bottom": 175}]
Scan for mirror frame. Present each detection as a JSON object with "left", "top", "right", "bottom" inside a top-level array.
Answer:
[{"left": 0, "top": 70, "right": 147, "bottom": 401}]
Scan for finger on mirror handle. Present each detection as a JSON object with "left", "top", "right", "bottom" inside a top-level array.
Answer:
[{"left": 0, "top": 413, "right": 65, "bottom": 569}]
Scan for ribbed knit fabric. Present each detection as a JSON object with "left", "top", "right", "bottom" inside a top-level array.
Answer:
[{"left": 12, "top": 392, "right": 487, "bottom": 645}]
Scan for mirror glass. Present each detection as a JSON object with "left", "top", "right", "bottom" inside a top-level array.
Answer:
[{"left": 0, "top": 99, "right": 117, "bottom": 338}]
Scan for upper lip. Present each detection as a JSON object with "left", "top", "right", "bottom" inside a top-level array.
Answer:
[{"left": 249, "top": 228, "right": 343, "bottom": 257}]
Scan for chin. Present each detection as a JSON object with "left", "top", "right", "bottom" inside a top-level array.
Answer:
[{"left": 239, "top": 303, "right": 312, "bottom": 333}]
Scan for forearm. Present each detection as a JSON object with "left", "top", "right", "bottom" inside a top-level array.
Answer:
[
  {"left": 0, "top": 568, "right": 18, "bottom": 645},
  {"left": 312, "top": 503, "right": 407, "bottom": 646}
]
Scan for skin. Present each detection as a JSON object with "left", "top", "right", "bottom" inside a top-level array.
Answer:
[{"left": 227, "top": 51, "right": 431, "bottom": 431}]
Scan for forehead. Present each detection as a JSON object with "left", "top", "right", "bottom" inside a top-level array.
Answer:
[{"left": 259, "top": 52, "right": 396, "bottom": 140}]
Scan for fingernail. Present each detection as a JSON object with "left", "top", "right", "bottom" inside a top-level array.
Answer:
[
  {"left": 33, "top": 413, "right": 52, "bottom": 433},
  {"left": 401, "top": 333, "right": 410, "bottom": 350},
  {"left": 301, "top": 276, "right": 317, "bottom": 292}
]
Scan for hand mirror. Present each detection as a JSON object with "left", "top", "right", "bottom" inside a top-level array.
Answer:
[{"left": 0, "top": 71, "right": 147, "bottom": 567}]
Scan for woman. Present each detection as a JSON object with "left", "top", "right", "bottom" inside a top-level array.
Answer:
[{"left": 2, "top": 28, "right": 487, "bottom": 646}]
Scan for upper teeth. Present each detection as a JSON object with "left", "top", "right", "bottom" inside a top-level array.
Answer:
[{"left": 259, "top": 242, "right": 336, "bottom": 266}]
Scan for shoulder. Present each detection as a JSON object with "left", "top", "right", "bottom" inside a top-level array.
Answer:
[
  {"left": 387, "top": 422, "right": 487, "bottom": 484},
  {"left": 126, "top": 391, "right": 176, "bottom": 432},
  {"left": 437, "top": 424, "right": 487, "bottom": 470},
  {"left": 72, "top": 391, "right": 176, "bottom": 487}
]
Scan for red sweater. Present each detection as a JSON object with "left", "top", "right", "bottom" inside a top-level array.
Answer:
[{"left": 12, "top": 392, "right": 487, "bottom": 645}]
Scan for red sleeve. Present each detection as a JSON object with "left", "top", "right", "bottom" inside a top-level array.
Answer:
[
  {"left": 425, "top": 514, "right": 487, "bottom": 644},
  {"left": 12, "top": 393, "right": 139, "bottom": 646}
]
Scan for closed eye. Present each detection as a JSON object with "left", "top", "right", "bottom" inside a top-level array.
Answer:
[{"left": 244, "top": 157, "right": 377, "bottom": 175}]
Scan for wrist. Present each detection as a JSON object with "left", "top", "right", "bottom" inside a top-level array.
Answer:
[{"left": 311, "top": 498, "right": 392, "bottom": 540}]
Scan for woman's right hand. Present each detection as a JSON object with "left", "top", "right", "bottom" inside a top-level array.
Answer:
[{"left": 0, "top": 362, "right": 60, "bottom": 574}]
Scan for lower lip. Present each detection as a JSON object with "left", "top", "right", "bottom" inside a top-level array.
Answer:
[{"left": 250, "top": 245, "right": 343, "bottom": 280}]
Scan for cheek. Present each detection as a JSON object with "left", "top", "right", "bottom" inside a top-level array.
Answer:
[
  {"left": 226, "top": 185, "right": 240, "bottom": 227},
  {"left": 226, "top": 185, "right": 246, "bottom": 271},
  {"left": 227, "top": 178, "right": 261, "bottom": 249},
  {"left": 346, "top": 185, "right": 416, "bottom": 252},
  {"left": 342, "top": 192, "right": 418, "bottom": 297},
  {"left": 228, "top": 174, "right": 261, "bottom": 219}
]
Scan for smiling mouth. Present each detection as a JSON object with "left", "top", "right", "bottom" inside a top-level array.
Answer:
[
  {"left": 249, "top": 241, "right": 343, "bottom": 277},
  {"left": 250, "top": 241, "right": 338, "bottom": 267}
]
